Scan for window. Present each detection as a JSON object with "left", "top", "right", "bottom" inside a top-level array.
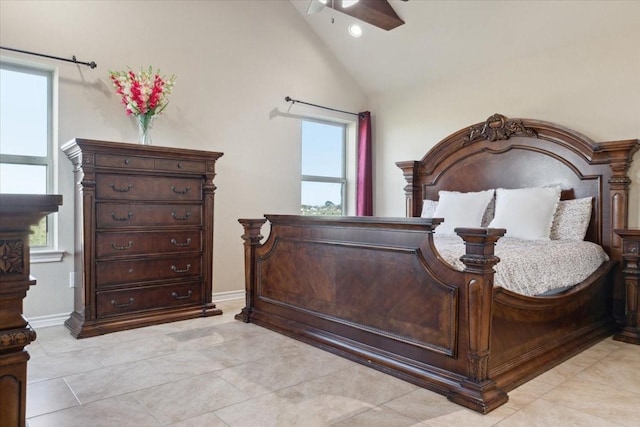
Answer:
[
  {"left": 301, "top": 120, "right": 346, "bottom": 215},
  {"left": 0, "top": 60, "right": 54, "bottom": 248}
]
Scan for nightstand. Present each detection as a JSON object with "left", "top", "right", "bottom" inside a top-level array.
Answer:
[
  {"left": 614, "top": 229, "right": 640, "bottom": 344},
  {"left": 0, "top": 194, "right": 62, "bottom": 427}
]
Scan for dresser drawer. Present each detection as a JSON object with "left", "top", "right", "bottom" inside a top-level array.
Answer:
[
  {"left": 95, "top": 153, "right": 155, "bottom": 170},
  {"left": 96, "top": 255, "right": 201, "bottom": 287},
  {"left": 96, "top": 174, "right": 202, "bottom": 201},
  {"left": 155, "top": 158, "right": 206, "bottom": 173},
  {"left": 97, "top": 282, "right": 203, "bottom": 318},
  {"left": 96, "top": 203, "right": 202, "bottom": 228},
  {"left": 96, "top": 230, "right": 202, "bottom": 258}
]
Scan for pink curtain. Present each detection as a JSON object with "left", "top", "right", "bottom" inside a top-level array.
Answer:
[{"left": 356, "top": 111, "right": 373, "bottom": 216}]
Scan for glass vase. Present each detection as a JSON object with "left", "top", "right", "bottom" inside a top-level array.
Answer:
[{"left": 136, "top": 114, "right": 155, "bottom": 145}]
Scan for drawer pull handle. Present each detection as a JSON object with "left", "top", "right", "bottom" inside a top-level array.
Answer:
[
  {"left": 171, "top": 264, "right": 191, "bottom": 273},
  {"left": 124, "top": 159, "right": 130, "bottom": 165},
  {"left": 111, "top": 297, "right": 134, "bottom": 308},
  {"left": 111, "top": 212, "right": 133, "bottom": 221},
  {"left": 171, "top": 185, "right": 190, "bottom": 195},
  {"left": 111, "top": 184, "right": 133, "bottom": 193},
  {"left": 172, "top": 290, "right": 193, "bottom": 300},
  {"left": 111, "top": 184, "right": 133, "bottom": 192},
  {"left": 177, "top": 163, "right": 183, "bottom": 169},
  {"left": 171, "top": 238, "right": 192, "bottom": 247},
  {"left": 171, "top": 212, "right": 191, "bottom": 221},
  {"left": 111, "top": 241, "right": 133, "bottom": 250}
]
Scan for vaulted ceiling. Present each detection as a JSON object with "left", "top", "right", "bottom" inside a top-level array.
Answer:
[{"left": 289, "top": 0, "right": 640, "bottom": 95}]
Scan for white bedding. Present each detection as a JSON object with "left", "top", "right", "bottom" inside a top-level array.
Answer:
[{"left": 433, "top": 235, "right": 610, "bottom": 296}]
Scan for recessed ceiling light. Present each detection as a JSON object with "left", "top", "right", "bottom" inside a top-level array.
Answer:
[
  {"left": 348, "top": 24, "right": 363, "bottom": 38},
  {"left": 342, "top": 0, "right": 359, "bottom": 7}
]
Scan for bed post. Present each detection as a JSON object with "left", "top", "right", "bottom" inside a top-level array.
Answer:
[
  {"left": 235, "top": 218, "right": 266, "bottom": 323},
  {"left": 396, "top": 160, "right": 421, "bottom": 217},
  {"left": 448, "top": 227, "right": 508, "bottom": 414},
  {"left": 598, "top": 140, "right": 639, "bottom": 257},
  {"left": 597, "top": 140, "right": 640, "bottom": 321}
]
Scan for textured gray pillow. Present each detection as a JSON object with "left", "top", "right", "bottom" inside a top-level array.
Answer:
[{"left": 550, "top": 197, "right": 593, "bottom": 240}]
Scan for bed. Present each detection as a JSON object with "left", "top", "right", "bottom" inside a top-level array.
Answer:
[{"left": 236, "top": 114, "right": 639, "bottom": 413}]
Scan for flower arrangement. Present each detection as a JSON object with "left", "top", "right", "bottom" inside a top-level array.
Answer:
[{"left": 108, "top": 66, "right": 176, "bottom": 144}]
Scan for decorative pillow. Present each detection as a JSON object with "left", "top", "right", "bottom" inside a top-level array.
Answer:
[
  {"left": 481, "top": 195, "right": 495, "bottom": 227},
  {"left": 488, "top": 187, "right": 561, "bottom": 240},
  {"left": 422, "top": 196, "right": 496, "bottom": 225},
  {"left": 433, "top": 190, "right": 495, "bottom": 234},
  {"left": 420, "top": 199, "right": 438, "bottom": 218},
  {"left": 550, "top": 197, "right": 593, "bottom": 240}
]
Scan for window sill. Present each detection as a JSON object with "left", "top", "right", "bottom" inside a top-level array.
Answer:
[{"left": 31, "top": 249, "right": 66, "bottom": 263}]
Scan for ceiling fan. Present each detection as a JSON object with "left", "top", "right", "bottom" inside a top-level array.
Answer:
[{"left": 306, "top": 0, "right": 406, "bottom": 31}]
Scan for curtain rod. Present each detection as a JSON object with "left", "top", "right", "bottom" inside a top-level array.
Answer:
[
  {"left": 0, "top": 46, "right": 97, "bottom": 69},
  {"left": 285, "top": 96, "right": 363, "bottom": 118}
]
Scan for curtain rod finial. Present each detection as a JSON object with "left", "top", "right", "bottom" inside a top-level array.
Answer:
[{"left": 285, "top": 96, "right": 292, "bottom": 102}]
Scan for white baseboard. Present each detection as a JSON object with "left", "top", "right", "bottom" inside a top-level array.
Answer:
[
  {"left": 29, "top": 313, "right": 70, "bottom": 329},
  {"left": 213, "top": 290, "right": 246, "bottom": 302},
  {"left": 28, "top": 291, "right": 246, "bottom": 329}
]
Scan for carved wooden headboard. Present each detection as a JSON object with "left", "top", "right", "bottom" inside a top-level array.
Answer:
[{"left": 396, "top": 114, "right": 639, "bottom": 261}]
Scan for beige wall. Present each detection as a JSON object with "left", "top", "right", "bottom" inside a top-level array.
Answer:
[
  {"left": 0, "top": 1, "right": 366, "bottom": 319},
  {"left": 371, "top": 19, "right": 640, "bottom": 226}
]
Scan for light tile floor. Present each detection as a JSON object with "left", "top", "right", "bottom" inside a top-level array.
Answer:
[{"left": 25, "top": 299, "right": 640, "bottom": 426}]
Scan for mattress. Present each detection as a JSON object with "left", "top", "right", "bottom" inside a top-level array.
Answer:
[{"left": 433, "top": 235, "right": 610, "bottom": 296}]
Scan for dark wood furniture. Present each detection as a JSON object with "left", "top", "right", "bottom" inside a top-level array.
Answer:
[
  {"left": 613, "top": 229, "right": 640, "bottom": 344},
  {"left": 0, "top": 194, "right": 62, "bottom": 427},
  {"left": 237, "top": 115, "right": 639, "bottom": 414},
  {"left": 62, "top": 139, "right": 223, "bottom": 338}
]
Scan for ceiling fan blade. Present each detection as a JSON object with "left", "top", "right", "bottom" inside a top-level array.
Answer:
[
  {"left": 306, "top": 0, "right": 326, "bottom": 15},
  {"left": 326, "top": 0, "right": 405, "bottom": 31}
]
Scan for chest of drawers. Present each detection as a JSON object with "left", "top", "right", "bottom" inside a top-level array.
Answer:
[{"left": 61, "top": 139, "right": 223, "bottom": 338}]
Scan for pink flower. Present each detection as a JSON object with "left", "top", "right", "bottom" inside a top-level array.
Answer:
[{"left": 108, "top": 66, "right": 176, "bottom": 121}]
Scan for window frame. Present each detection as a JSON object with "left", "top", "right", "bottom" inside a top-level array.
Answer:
[
  {"left": 301, "top": 118, "right": 348, "bottom": 215},
  {"left": 1, "top": 57, "right": 62, "bottom": 261}
]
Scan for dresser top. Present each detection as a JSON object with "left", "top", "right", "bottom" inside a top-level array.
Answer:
[
  {"left": 0, "top": 194, "right": 63, "bottom": 214},
  {"left": 0, "top": 194, "right": 63, "bottom": 229},
  {"left": 61, "top": 139, "right": 223, "bottom": 162}
]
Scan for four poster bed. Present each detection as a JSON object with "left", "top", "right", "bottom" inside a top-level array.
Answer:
[{"left": 236, "top": 115, "right": 639, "bottom": 413}]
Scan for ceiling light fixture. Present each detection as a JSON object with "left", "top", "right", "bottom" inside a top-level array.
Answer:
[
  {"left": 342, "top": 0, "right": 359, "bottom": 7},
  {"left": 348, "top": 23, "right": 363, "bottom": 37}
]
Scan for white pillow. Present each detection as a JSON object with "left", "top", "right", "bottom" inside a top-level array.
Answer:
[
  {"left": 433, "top": 190, "right": 495, "bottom": 234},
  {"left": 550, "top": 197, "right": 593, "bottom": 240},
  {"left": 420, "top": 199, "right": 438, "bottom": 218},
  {"left": 488, "top": 187, "right": 561, "bottom": 240}
]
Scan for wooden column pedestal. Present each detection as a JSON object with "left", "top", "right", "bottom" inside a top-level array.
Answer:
[{"left": 0, "top": 194, "right": 62, "bottom": 427}]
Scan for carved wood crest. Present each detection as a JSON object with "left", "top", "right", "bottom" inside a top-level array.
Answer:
[{"left": 464, "top": 114, "right": 538, "bottom": 145}]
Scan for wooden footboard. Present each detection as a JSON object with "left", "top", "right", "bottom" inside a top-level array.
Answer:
[{"left": 237, "top": 215, "right": 511, "bottom": 413}]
